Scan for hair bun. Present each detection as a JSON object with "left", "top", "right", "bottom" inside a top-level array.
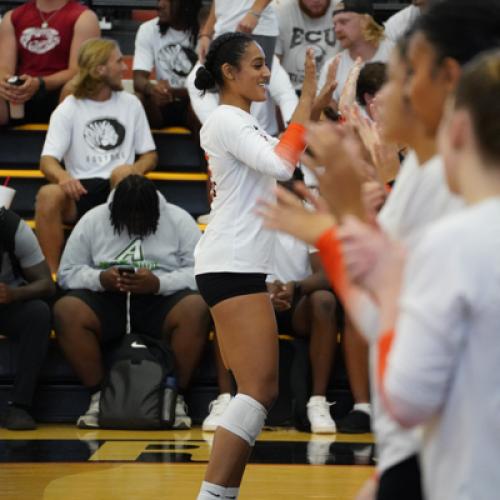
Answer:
[{"left": 194, "top": 65, "right": 216, "bottom": 91}]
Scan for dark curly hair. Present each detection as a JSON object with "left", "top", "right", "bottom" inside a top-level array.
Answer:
[{"left": 194, "top": 32, "right": 254, "bottom": 93}]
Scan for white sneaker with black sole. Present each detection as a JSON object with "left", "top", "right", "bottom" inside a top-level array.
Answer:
[
  {"left": 202, "top": 393, "right": 232, "bottom": 432},
  {"left": 77, "top": 391, "right": 100, "bottom": 429}
]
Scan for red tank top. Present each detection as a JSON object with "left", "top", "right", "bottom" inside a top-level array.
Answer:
[{"left": 11, "top": 0, "right": 87, "bottom": 77}]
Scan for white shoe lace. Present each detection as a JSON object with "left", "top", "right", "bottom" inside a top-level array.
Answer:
[
  {"left": 308, "top": 400, "right": 335, "bottom": 420},
  {"left": 208, "top": 395, "right": 231, "bottom": 417}
]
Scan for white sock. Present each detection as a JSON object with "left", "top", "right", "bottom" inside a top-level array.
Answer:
[
  {"left": 224, "top": 487, "right": 240, "bottom": 499},
  {"left": 197, "top": 481, "right": 226, "bottom": 499},
  {"left": 353, "top": 402, "right": 371, "bottom": 416}
]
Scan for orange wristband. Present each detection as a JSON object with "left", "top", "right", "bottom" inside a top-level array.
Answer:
[
  {"left": 315, "top": 226, "right": 348, "bottom": 300},
  {"left": 274, "top": 122, "right": 306, "bottom": 166}
]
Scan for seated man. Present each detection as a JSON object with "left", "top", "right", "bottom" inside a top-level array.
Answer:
[
  {"left": 54, "top": 175, "right": 210, "bottom": 429},
  {"left": 35, "top": 38, "right": 158, "bottom": 274},
  {"left": 0, "top": 0, "right": 100, "bottom": 125},
  {"left": 133, "top": 0, "right": 201, "bottom": 130},
  {"left": 0, "top": 207, "right": 54, "bottom": 430}
]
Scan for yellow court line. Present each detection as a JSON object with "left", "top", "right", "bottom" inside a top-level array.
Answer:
[{"left": 0, "top": 170, "right": 207, "bottom": 182}]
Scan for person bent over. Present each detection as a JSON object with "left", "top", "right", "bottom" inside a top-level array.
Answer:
[{"left": 53, "top": 176, "right": 210, "bottom": 429}]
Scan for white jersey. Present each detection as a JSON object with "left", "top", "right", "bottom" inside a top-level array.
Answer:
[
  {"left": 274, "top": 0, "right": 340, "bottom": 90},
  {"left": 214, "top": 0, "right": 279, "bottom": 38},
  {"left": 133, "top": 17, "right": 197, "bottom": 87},
  {"left": 384, "top": 5, "right": 421, "bottom": 43},
  {"left": 186, "top": 57, "right": 298, "bottom": 135},
  {"left": 42, "top": 92, "right": 155, "bottom": 180},
  {"left": 358, "top": 153, "right": 464, "bottom": 473},
  {"left": 194, "top": 105, "right": 294, "bottom": 275},
  {"left": 386, "top": 198, "right": 500, "bottom": 500},
  {"left": 318, "top": 38, "right": 393, "bottom": 101}
]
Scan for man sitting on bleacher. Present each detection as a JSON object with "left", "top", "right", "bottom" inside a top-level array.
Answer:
[
  {"left": 35, "top": 38, "right": 158, "bottom": 274},
  {"left": 54, "top": 175, "right": 210, "bottom": 429},
  {"left": 0, "top": 0, "right": 100, "bottom": 125},
  {"left": 133, "top": 0, "right": 201, "bottom": 130},
  {"left": 0, "top": 206, "right": 54, "bottom": 430}
]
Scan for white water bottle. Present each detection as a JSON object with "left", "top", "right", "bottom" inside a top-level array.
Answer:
[{"left": 7, "top": 76, "right": 25, "bottom": 120}]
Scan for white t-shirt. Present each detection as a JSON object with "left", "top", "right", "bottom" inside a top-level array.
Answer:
[
  {"left": 194, "top": 105, "right": 294, "bottom": 275},
  {"left": 268, "top": 231, "right": 314, "bottom": 283},
  {"left": 384, "top": 5, "right": 421, "bottom": 43},
  {"left": 42, "top": 92, "right": 156, "bottom": 180},
  {"left": 385, "top": 197, "right": 500, "bottom": 500},
  {"left": 357, "top": 153, "right": 464, "bottom": 474},
  {"left": 133, "top": 18, "right": 197, "bottom": 87},
  {"left": 318, "top": 38, "right": 393, "bottom": 101},
  {"left": 274, "top": 0, "right": 340, "bottom": 90},
  {"left": 214, "top": 0, "right": 279, "bottom": 38}
]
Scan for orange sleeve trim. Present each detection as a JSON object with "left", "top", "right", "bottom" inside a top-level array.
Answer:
[
  {"left": 274, "top": 122, "right": 306, "bottom": 167},
  {"left": 377, "top": 328, "right": 395, "bottom": 399},
  {"left": 315, "top": 226, "right": 349, "bottom": 301}
]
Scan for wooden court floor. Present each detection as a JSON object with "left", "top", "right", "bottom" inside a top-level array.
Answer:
[{"left": 0, "top": 426, "right": 375, "bottom": 499}]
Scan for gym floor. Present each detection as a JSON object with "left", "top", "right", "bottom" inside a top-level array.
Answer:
[{"left": 0, "top": 426, "right": 375, "bottom": 499}]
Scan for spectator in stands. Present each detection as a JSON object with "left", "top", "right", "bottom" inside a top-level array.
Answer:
[
  {"left": 384, "top": 0, "right": 429, "bottom": 43},
  {"left": 54, "top": 175, "right": 210, "bottom": 429},
  {"left": 0, "top": 0, "right": 100, "bottom": 125},
  {"left": 355, "top": 61, "right": 386, "bottom": 119},
  {"left": 318, "top": 0, "right": 393, "bottom": 105},
  {"left": 133, "top": 0, "right": 202, "bottom": 130},
  {"left": 0, "top": 207, "right": 55, "bottom": 430},
  {"left": 274, "top": 0, "right": 340, "bottom": 92},
  {"left": 35, "top": 38, "right": 158, "bottom": 274}
]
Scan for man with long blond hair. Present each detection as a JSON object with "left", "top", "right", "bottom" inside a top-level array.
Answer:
[
  {"left": 35, "top": 38, "right": 158, "bottom": 274},
  {"left": 318, "top": 0, "right": 393, "bottom": 103}
]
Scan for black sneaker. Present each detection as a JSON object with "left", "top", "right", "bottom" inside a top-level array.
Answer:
[
  {"left": 336, "top": 409, "right": 371, "bottom": 434},
  {"left": 3, "top": 406, "right": 37, "bottom": 431}
]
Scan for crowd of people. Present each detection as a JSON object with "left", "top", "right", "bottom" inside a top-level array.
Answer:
[{"left": 1, "top": 0, "right": 499, "bottom": 499}]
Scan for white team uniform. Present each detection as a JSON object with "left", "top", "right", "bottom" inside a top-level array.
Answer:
[
  {"left": 41, "top": 92, "right": 155, "bottom": 179},
  {"left": 132, "top": 17, "right": 197, "bottom": 88},
  {"left": 194, "top": 105, "right": 294, "bottom": 275},
  {"left": 355, "top": 152, "right": 463, "bottom": 474},
  {"left": 274, "top": 0, "right": 340, "bottom": 90},
  {"left": 385, "top": 198, "right": 500, "bottom": 500},
  {"left": 318, "top": 38, "right": 394, "bottom": 101}
]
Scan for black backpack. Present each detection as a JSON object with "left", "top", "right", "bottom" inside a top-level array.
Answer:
[{"left": 98, "top": 330, "right": 177, "bottom": 430}]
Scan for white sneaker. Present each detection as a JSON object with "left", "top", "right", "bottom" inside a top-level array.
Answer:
[
  {"left": 307, "top": 396, "right": 336, "bottom": 434},
  {"left": 77, "top": 391, "right": 101, "bottom": 429},
  {"left": 202, "top": 393, "right": 232, "bottom": 432},
  {"left": 173, "top": 394, "right": 192, "bottom": 429}
]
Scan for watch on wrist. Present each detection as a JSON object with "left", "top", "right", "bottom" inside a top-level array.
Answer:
[{"left": 37, "top": 77, "right": 46, "bottom": 95}]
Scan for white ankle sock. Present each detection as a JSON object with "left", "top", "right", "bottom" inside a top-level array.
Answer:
[
  {"left": 353, "top": 402, "right": 371, "bottom": 416},
  {"left": 197, "top": 481, "right": 240, "bottom": 499}
]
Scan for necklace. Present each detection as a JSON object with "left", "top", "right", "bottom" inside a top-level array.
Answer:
[{"left": 38, "top": 3, "right": 65, "bottom": 29}]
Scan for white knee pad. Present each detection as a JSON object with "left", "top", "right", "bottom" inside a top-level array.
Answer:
[{"left": 218, "top": 393, "right": 267, "bottom": 446}]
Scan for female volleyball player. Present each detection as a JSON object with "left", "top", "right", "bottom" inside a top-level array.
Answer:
[{"left": 193, "top": 32, "right": 316, "bottom": 500}]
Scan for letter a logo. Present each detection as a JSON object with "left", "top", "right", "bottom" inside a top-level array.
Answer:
[{"left": 115, "top": 238, "right": 143, "bottom": 262}]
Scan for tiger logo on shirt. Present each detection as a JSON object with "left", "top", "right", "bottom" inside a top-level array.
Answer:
[{"left": 83, "top": 118, "right": 126, "bottom": 154}]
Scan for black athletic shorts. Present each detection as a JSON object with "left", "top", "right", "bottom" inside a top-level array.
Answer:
[
  {"left": 75, "top": 178, "right": 111, "bottom": 219},
  {"left": 65, "top": 289, "right": 196, "bottom": 342},
  {"left": 377, "top": 454, "right": 423, "bottom": 500},
  {"left": 196, "top": 272, "right": 267, "bottom": 308}
]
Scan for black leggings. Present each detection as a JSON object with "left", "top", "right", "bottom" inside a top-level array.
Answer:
[
  {"left": 0, "top": 300, "right": 51, "bottom": 407},
  {"left": 377, "top": 454, "right": 423, "bottom": 500}
]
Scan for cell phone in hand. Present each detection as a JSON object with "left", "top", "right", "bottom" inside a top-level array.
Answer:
[{"left": 117, "top": 265, "right": 135, "bottom": 275}]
